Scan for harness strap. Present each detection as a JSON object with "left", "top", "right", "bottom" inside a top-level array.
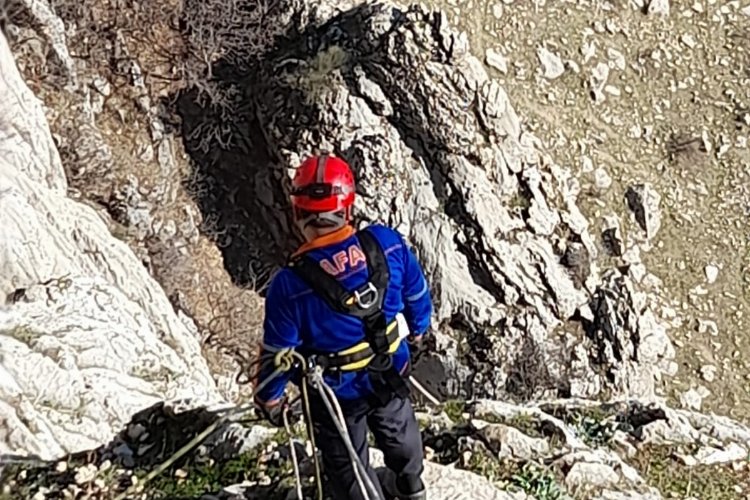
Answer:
[
  {"left": 288, "top": 227, "right": 410, "bottom": 402},
  {"left": 356, "top": 230, "right": 390, "bottom": 354},
  {"left": 320, "top": 320, "right": 400, "bottom": 371}
]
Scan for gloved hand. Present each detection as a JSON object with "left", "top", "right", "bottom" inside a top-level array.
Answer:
[{"left": 254, "top": 398, "right": 288, "bottom": 428}]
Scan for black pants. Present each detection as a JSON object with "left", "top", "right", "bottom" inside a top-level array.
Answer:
[{"left": 310, "top": 392, "right": 424, "bottom": 500}]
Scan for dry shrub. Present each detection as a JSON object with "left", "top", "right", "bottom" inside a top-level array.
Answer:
[{"left": 504, "top": 337, "right": 558, "bottom": 402}]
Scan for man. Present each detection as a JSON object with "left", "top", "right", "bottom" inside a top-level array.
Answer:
[{"left": 253, "top": 154, "right": 433, "bottom": 500}]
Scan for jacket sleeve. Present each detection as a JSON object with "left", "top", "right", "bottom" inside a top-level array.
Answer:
[
  {"left": 254, "top": 271, "right": 301, "bottom": 406},
  {"left": 399, "top": 233, "right": 433, "bottom": 337}
]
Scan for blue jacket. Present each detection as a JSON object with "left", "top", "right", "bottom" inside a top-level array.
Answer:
[{"left": 255, "top": 224, "right": 433, "bottom": 403}]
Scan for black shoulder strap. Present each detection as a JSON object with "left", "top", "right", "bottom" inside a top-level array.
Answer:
[
  {"left": 290, "top": 228, "right": 409, "bottom": 399},
  {"left": 356, "top": 229, "right": 390, "bottom": 292},
  {"left": 288, "top": 255, "right": 352, "bottom": 315}
]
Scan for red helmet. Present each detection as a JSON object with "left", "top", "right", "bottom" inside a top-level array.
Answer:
[{"left": 290, "top": 154, "right": 355, "bottom": 213}]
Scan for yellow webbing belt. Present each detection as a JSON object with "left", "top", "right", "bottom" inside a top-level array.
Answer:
[{"left": 332, "top": 320, "right": 401, "bottom": 372}]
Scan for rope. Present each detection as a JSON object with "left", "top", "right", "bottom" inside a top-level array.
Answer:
[
  {"left": 309, "top": 366, "right": 384, "bottom": 500},
  {"left": 302, "top": 379, "right": 325, "bottom": 500},
  {"left": 283, "top": 408, "right": 304, "bottom": 500},
  {"left": 113, "top": 359, "right": 292, "bottom": 500},
  {"left": 408, "top": 375, "right": 441, "bottom": 407}
]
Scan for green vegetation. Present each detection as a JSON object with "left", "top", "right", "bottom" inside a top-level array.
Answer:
[
  {"left": 286, "top": 45, "right": 349, "bottom": 106},
  {"left": 4, "top": 325, "right": 39, "bottom": 347},
  {"left": 494, "top": 413, "right": 543, "bottom": 438},
  {"left": 442, "top": 400, "right": 467, "bottom": 423},
  {"left": 463, "top": 450, "right": 568, "bottom": 500},
  {"left": 143, "top": 449, "right": 287, "bottom": 499},
  {"left": 510, "top": 462, "right": 567, "bottom": 500},
  {"left": 568, "top": 413, "right": 615, "bottom": 448},
  {"left": 545, "top": 405, "right": 620, "bottom": 448}
]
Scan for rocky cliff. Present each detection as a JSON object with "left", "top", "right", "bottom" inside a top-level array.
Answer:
[
  {"left": 1, "top": 0, "right": 749, "bottom": 499},
  {"left": 0, "top": 28, "right": 221, "bottom": 460},
  {"left": 174, "top": 0, "right": 675, "bottom": 405}
]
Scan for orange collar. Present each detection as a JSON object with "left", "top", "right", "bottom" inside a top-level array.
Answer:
[{"left": 293, "top": 225, "right": 355, "bottom": 257}]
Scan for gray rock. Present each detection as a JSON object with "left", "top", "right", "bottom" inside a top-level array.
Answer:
[
  {"left": 13, "top": 0, "right": 77, "bottom": 86},
  {"left": 537, "top": 47, "right": 565, "bottom": 79},
  {"left": 700, "top": 364, "right": 717, "bottom": 382},
  {"left": 370, "top": 449, "right": 530, "bottom": 499},
  {"left": 475, "top": 421, "right": 550, "bottom": 460},
  {"left": 647, "top": 0, "right": 670, "bottom": 16},
  {"left": 704, "top": 264, "right": 720, "bottom": 284},
  {"left": 593, "top": 167, "right": 613, "bottom": 191},
  {"left": 593, "top": 490, "right": 662, "bottom": 500},
  {"left": 625, "top": 183, "right": 661, "bottom": 239},
  {"left": 693, "top": 442, "right": 747, "bottom": 465},
  {"left": 697, "top": 319, "right": 719, "bottom": 336},
  {"left": 679, "top": 388, "right": 705, "bottom": 410},
  {"left": 73, "top": 464, "right": 97, "bottom": 485},
  {"left": 485, "top": 48, "right": 508, "bottom": 74},
  {"left": 602, "top": 216, "right": 624, "bottom": 257},
  {"left": 587, "top": 270, "right": 675, "bottom": 400},
  {"left": 589, "top": 62, "right": 610, "bottom": 103},
  {"left": 565, "top": 461, "right": 620, "bottom": 490}
]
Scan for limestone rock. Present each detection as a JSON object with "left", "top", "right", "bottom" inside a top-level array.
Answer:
[
  {"left": 0, "top": 31, "right": 221, "bottom": 460},
  {"left": 704, "top": 264, "right": 720, "bottom": 284},
  {"left": 565, "top": 461, "right": 620, "bottom": 489},
  {"left": 679, "top": 387, "right": 706, "bottom": 410},
  {"left": 602, "top": 216, "right": 624, "bottom": 257},
  {"left": 476, "top": 422, "right": 550, "bottom": 460},
  {"left": 537, "top": 46, "right": 565, "bottom": 79},
  {"left": 216, "top": 1, "right": 671, "bottom": 404},
  {"left": 625, "top": 183, "right": 661, "bottom": 239},
  {"left": 372, "top": 449, "right": 530, "bottom": 500},
  {"left": 586, "top": 270, "right": 675, "bottom": 399},
  {"left": 692, "top": 442, "right": 747, "bottom": 465},
  {"left": 646, "top": 0, "right": 670, "bottom": 16},
  {"left": 485, "top": 48, "right": 508, "bottom": 74}
]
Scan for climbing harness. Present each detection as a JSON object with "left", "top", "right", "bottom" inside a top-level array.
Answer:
[
  {"left": 267, "top": 350, "right": 385, "bottom": 500},
  {"left": 288, "top": 228, "right": 411, "bottom": 405}
]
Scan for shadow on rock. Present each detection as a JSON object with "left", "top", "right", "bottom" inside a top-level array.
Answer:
[{"left": 0, "top": 401, "right": 287, "bottom": 499}]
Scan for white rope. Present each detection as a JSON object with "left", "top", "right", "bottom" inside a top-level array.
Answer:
[
  {"left": 283, "top": 409, "right": 304, "bottom": 500},
  {"left": 320, "top": 378, "right": 373, "bottom": 500},
  {"left": 310, "top": 367, "right": 384, "bottom": 500},
  {"left": 408, "top": 375, "right": 441, "bottom": 407}
]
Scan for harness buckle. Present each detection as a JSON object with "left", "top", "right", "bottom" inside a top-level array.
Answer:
[{"left": 353, "top": 282, "right": 379, "bottom": 309}]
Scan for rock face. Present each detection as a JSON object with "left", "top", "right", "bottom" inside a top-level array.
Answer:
[
  {"left": 0, "top": 31, "right": 222, "bottom": 460},
  {"left": 189, "top": 1, "right": 673, "bottom": 402},
  {"left": 5, "top": 397, "right": 750, "bottom": 499},
  {"left": 2, "top": 0, "right": 749, "bottom": 498}
]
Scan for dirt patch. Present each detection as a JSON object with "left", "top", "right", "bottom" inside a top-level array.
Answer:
[
  {"left": 429, "top": 0, "right": 750, "bottom": 421},
  {"left": 629, "top": 443, "right": 750, "bottom": 499}
]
